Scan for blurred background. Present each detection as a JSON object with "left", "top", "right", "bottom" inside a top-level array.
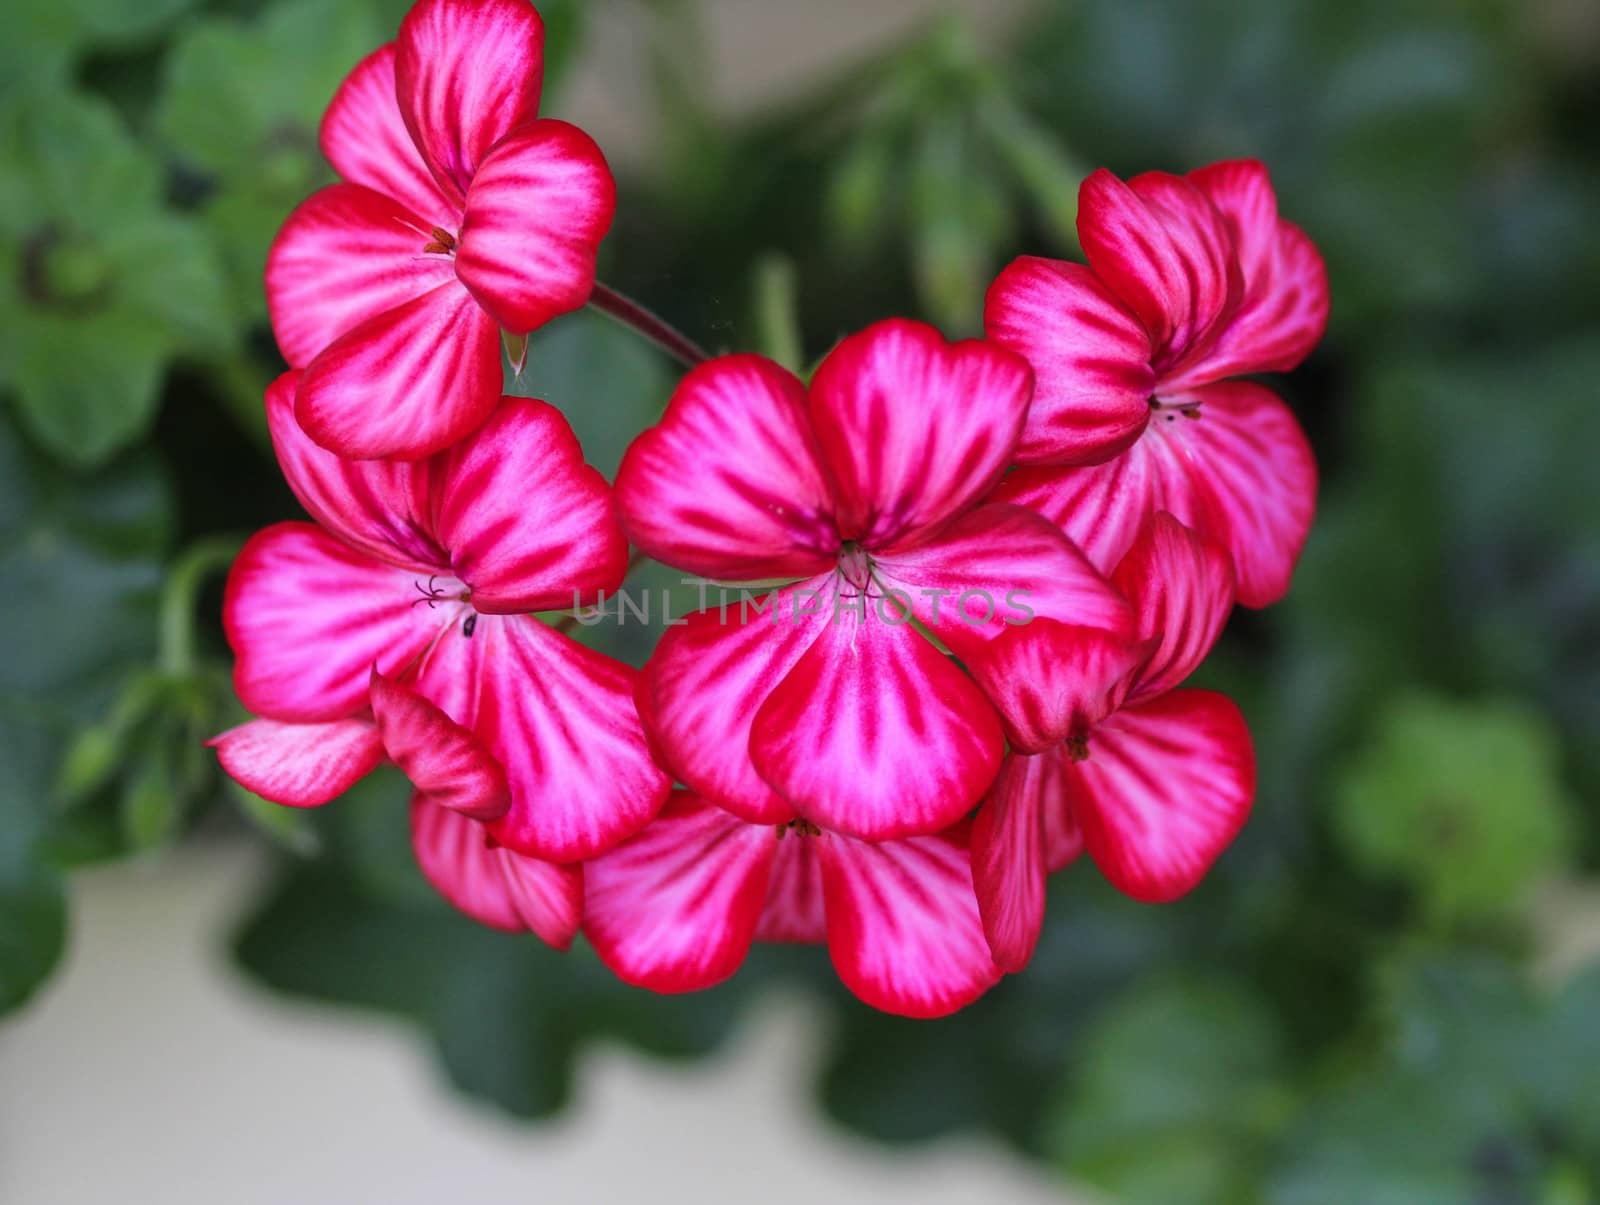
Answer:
[{"left": 3, "top": 0, "right": 1599, "bottom": 1200}]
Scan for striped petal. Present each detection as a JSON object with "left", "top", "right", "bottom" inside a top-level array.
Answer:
[
  {"left": 756, "top": 832, "right": 828, "bottom": 943},
  {"left": 370, "top": 670, "right": 509, "bottom": 820},
  {"left": 1114, "top": 511, "right": 1235, "bottom": 703},
  {"left": 432, "top": 398, "right": 627, "bottom": 613},
  {"left": 874, "top": 503, "right": 1131, "bottom": 662},
  {"left": 1181, "top": 159, "right": 1329, "bottom": 383},
  {"left": 636, "top": 582, "right": 830, "bottom": 825},
  {"left": 748, "top": 586, "right": 1004, "bottom": 840},
  {"left": 584, "top": 792, "right": 775, "bottom": 993},
  {"left": 223, "top": 523, "right": 448, "bottom": 722},
  {"left": 820, "top": 824, "right": 1002, "bottom": 1018},
  {"left": 319, "top": 43, "right": 457, "bottom": 226},
  {"left": 455, "top": 120, "right": 615, "bottom": 334},
  {"left": 971, "top": 752, "right": 1052, "bottom": 972},
  {"left": 807, "top": 319, "right": 1032, "bottom": 551},
  {"left": 1070, "top": 690, "right": 1255, "bottom": 902},
  {"left": 264, "top": 371, "right": 446, "bottom": 573},
  {"left": 1078, "top": 169, "right": 1240, "bottom": 373},
  {"left": 984, "top": 256, "right": 1153, "bottom": 465},
  {"left": 615, "top": 355, "right": 839, "bottom": 581},
  {"left": 266, "top": 183, "right": 455, "bottom": 369},
  {"left": 295, "top": 279, "right": 502, "bottom": 461},
  {"left": 395, "top": 0, "right": 544, "bottom": 201},
  {"left": 208, "top": 716, "right": 381, "bottom": 808},
  {"left": 410, "top": 797, "right": 582, "bottom": 948}
]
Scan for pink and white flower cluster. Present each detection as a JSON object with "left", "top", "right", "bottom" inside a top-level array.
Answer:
[{"left": 213, "top": 0, "right": 1327, "bottom": 1018}]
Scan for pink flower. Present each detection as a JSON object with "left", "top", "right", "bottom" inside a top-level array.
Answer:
[
  {"left": 614, "top": 319, "right": 1131, "bottom": 842},
  {"left": 209, "top": 372, "right": 670, "bottom": 864},
  {"left": 266, "top": 0, "right": 615, "bottom": 460},
  {"left": 966, "top": 513, "right": 1256, "bottom": 972},
  {"left": 985, "top": 159, "right": 1325, "bottom": 605},
  {"left": 582, "top": 791, "right": 1002, "bottom": 1018}
]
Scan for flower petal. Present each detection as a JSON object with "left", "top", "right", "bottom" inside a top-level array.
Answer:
[
  {"left": 416, "top": 614, "right": 671, "bottom": 862},
  {"left": 264, "top": 371, "right": 446, "bottom": 573},
  {"left": 295, "top": 279, "right": 502, "bottom": 461},
  {"left": 266, "top": 183, "right": 455, "bottom": 369},
  {"left": 223, "top": 523, "right": 447, "bottom": 722},
  {"left": 319, "top": 43, "right": 458, "bottom": 226},
  {"left": 636, "top": 583, "right": 828, "bottom": 826},
  {"left": 410, "top": 796, "right": 581, "bottom": 948},
  {"left": 370, "top": 669, "right": 509, "bottom": 820},
  {"left": 1182, "top": 159, "right": 1329, "bottom": 382},
  {"left": 819, "top": 824, "right": 1002, "bottom": 1018},
  {"left": 584, "top": 791, "right": 774, "bottom": 992},
  {"left": 1077, "top": 169, "right": 1239, "bottom": 372},
  {"left": 807, "top": 318, "right": 1031, "bottom": 550},
  {"left": 962, "top": 620, "right": 1150, "bottom": 755},
  {"left": 1070, "top": 690, "right": 1255, "bottom": 903},
  {"left": 615, "top": 355, "right": 839, "bottom": 581},
  {"left": 971, "top": 751, "right": 1067, "bottom": 973},
  {"left": 432, "top": 398, "right": 627, "bottom": 612},
  {"left": 208, "top": 717, "right": 381, "bottom": 808},
  {"left": 984, "top": 256, "right": 1153, "bottom": 465},
  {"left": 455, "top": 120, "right": 615, "bottom": 333},
  {"left": 756, "top": 832, "right": 827, "bottom": 943},
  {"left": 749, "top": 584, "right": 1004, "bottom": 840},
  {"left": 395, "top": 0, "right": 544, "bottom": 201},
  {"left": 1113, "top": 511, "right": 1235, "bottom": 703},
  {"left": 873, "top": 502, "right": 1132, "bottom": 662}
]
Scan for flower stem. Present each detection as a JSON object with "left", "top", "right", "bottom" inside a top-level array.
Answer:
[
  {"left": 158, "top": 536, "right": 244, "bottom": 678},
  {"left": 588, "top": 281, "right": 710, "bottom": 370}
]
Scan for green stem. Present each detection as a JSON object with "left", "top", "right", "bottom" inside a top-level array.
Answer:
[
  {"left": 753, "top": 254, "right": 803, "bottom": 373},
  {"left": 158, "top": 537, "right": 245, "bottom": 677},
  {"left": 588, "top": 281, "right": 710, "bottom": 370}
]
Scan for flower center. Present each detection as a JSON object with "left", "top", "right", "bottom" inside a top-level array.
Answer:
[
  {"left": 775, "top": 818, "right": 823, "bottom": 839},
  {"left": 1148, "top": 394, "right": 1203, "bottom": 424},
  {"left": 838, "top": 540, "right": 873, "bottom": 590},
  {"left": 1066, "top": 733, "right": 1091, "bottom": 763},
  {"left": 422, "top": 226, "right": 458, "bottom": 256},
  {"left": 411, "top": 574, "right": 472, "bottom": 610}
]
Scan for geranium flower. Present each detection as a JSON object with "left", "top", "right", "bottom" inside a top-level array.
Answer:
[
  {"left": 985, "top": 159, "right": 1325, "bottom": 605},
  {"left": 266, "top": 0, "right": 615, "bottom": 459},
  {"left": 209, "top": 371, "right": 670, "bottom": 862},
  {"left": 966, "top": 513, "right": 1255, "bottom": 971},
  {"left": 614, "top": 319, "right": 1131, "bottom": 842},
  {"left": 583, "top": 791, "right": 1002, "bottom": 1018}
]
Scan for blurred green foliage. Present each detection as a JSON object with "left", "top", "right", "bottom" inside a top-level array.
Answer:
[{"left": 1, "top": 0, "right": 1597, "bottom": 1199}]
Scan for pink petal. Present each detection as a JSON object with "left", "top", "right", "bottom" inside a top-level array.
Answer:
[
  {"left": 295, "top": 279, "right": 502, "bottom": 461},
  {"left": 756, "top": 832, "right": 827, "bottom": 943},
  {"left": 266, "top": 183, "right": 455, "bottom": 369},
  {"left": 615, "top": 356, "right": 840, "bottom": 581},
  {"left": 319, "top": 44, "right": 458, "bottom": 226},
  {"left": 1070, "top": 690, "right": 1255, "bottom": 903},
  {"left": 873, "top": 502, "right": 1132, "bottom": 662},
  {"left": 984, "top": 256, "right": 1154, "bottom": 465},
  {"left": 819, "top": 824, "right": 1002, "bottom": 1018},
  {"left": 415, "top": 614, "right": 671, "bottom": 862},
  {"left": 1077, "top": 169, "right": 1239, "bottom": 374},
  {"left": 395, "top": 0, "right": 544, "bottom": 202},
  {"left": 432, "top": 398, "right": 627, "bottom": 613},
  {"left": 748, "top": 583, "right": 1004, "bottom": 840},
  {"left": 807, "top": 318, "right": 1032, "bottom": 551},
  {"left": 410, "top": 796, "right": 582, "bottom": 948},
  {"left": 636, "top": 582, "right": 830, "bottom": 826},
  {"left": 370, "top": 669, "right": 509, "bottom": 820},
  {"left": 584, "top": 791, "right": 774, "bottom": 992},
  {"left": 209, "top": 716, "right": 381, "bottom": 808},
  {"left": 223, "top": 523, "right": 448, "bottom": 722},
  {"left": 962, "top": 620, "right": 1150, "bottom": 755},
  {"left": 1113, "top": 512, "right": 1235, "bottom": 703},
  {"left": 1169, "top": 381, "right": 1318, "bottom": 608},
  {"left": 455, "top": 120, "right": 615, "bottom": 333},
  {"left": 1181, "top": 159, "right": 1329, "bottom": 382},
  {"left": 970, "top": 754, "right": 1048, "bottom": 972},
  {"left": 264, "top": 371, "right": 445, "bottom": 573}
]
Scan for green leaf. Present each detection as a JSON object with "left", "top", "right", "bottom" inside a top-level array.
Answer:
[
  {"left": 1333, "top": 693, "right": 1571, "bottom": 925},
  {"left": 1047, "top": 976, "right": 1285, "bottom": 1205}
]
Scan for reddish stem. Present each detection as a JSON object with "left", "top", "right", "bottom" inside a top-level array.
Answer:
[{"left": 588, "top": 281, "right": 710, "bottom": 371}]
